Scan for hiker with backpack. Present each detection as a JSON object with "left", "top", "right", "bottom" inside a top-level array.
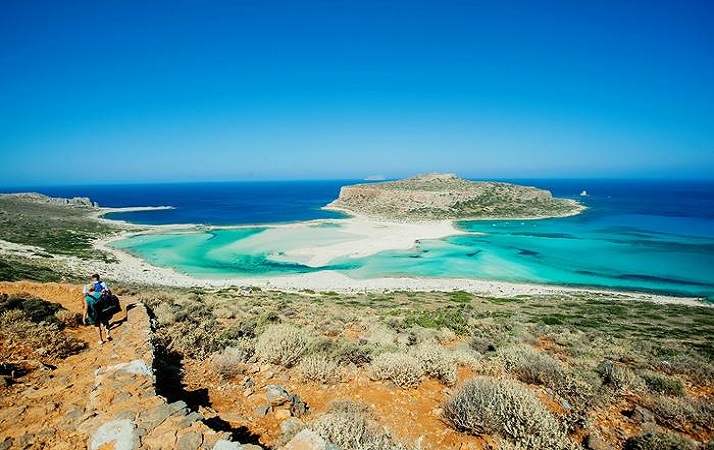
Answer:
[{"left": 82, "top": 273, "right": 114, "bottom": 344}]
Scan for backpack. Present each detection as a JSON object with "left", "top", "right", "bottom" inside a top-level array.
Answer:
[{"left": 99, "top": 291, "right": 121, "bottom": 318}]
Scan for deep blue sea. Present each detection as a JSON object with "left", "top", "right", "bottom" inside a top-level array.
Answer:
[{"left": 4, "top": 179, "right": 714, "bottom": 299}]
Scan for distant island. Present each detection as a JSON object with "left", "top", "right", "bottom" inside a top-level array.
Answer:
[{"left": 325, "top": 173, "right": 584, "bottom": 221}]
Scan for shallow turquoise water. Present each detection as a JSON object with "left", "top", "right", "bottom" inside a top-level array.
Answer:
[
  {"left": 106, "top": 179, "right": 714, "bottom": 299},
  {"left": 342, "top": 213, "right": 714, "bottom": 298}
]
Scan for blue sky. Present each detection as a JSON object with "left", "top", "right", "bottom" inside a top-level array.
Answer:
[{"left": 1, "top": 0, "right": 713, "bottom": 185}]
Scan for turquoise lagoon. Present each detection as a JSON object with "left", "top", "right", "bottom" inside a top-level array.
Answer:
[{"left": 112, "top": 209, "right": 714, "bottom": 299}]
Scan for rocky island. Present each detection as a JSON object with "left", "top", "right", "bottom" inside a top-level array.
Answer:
[{"left": 325, "top": 173, "right": 583, "bottom": 221}]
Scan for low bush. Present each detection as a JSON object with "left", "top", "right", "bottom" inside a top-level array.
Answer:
[
  {"left": 297, "top": 354, "right": 339, "bottom": 383},
  {"left": 157, "top": 319, "right": 225, "bottom": 360},
  {"left": 55, "top": 309, "right": 82, "bottom": 327},
  {"left": 370, "top": 352, "right": 424, "bottom": 388},
  {"left": 597, "top": 360, "right": 643, "bottom": 392},
  {"left": 213, "top": 340, "right": 254, "bottom": 379},
  {"left": 254, "top": 324, "right": 309, "bottom": 367},
  {"left": 497, "top": 345, "right": 566, "bottom": 388},
  {"left": 623, "top": 430, "right": 697, "bottom": 450},
  {"left": 442, "top": 377, "right": 570, "bottom": 450},
  {"left": 0, "top": 310, "right": 85, "bottom": 360},
  {"left": 469, "top": 336, "right": 497, "bottom": 353},
  {"left": 403, "top": 305, "right": 470, "bottom": 334},
  {"left": 649, "top": 396, "right": 714, "bottom": 432},
  {"left": 332, "top": 341, "right": 374, "bottom": 366},
  {"left": 409, "top": 343, "right": 457, "bottom": 385},
  {"left": 310, "top": 400, "right": 409, "bottom": 450},
  {"left": 640, "top": 371, "right": 685, "bottom": 397},
  {"left": 0, "top": 293, "right": 62, "bottom": 324}
]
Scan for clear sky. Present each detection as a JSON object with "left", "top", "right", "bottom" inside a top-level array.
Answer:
[{"left": 1, "top": 1, "right": 713, "bottom": 185}]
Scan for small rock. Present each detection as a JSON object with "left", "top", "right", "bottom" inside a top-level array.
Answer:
[
  {"left": 626, "top": 406, "right": 654, "bottom": 424},
  {"left": 280, "top": 417, "right": 304, "bottom": 436},
  {"left": 88, "top": 419, "right": 138, "bottom": 450},
  {"left": 274, "top": 408, "right": 291, "bottom": 420},
  {"left": 243, "top": 388, "right": 254, "bottom": 397},
  {"left": 177, "top": 431, "right": 203, "bottom": 450},
  {"left": 266, "top": 385, "right": 290, "bottom": 406},
  {"left": 282, "top": 429, "right": 329, "bottom": 450},
  {"left": 255, "top": 404, "right": 272, "bottom": 417},
  {"left": 248, "top": 365, "right": 260, "bottom": 374},
  {"left": 242, "top": 377, "right": 255, "bottom": 389},
  {"left": 0, "top": 437, "right": 13, "bottom": 450},
  {"left": 431, "top": 408, "right": 443, "bottom": 417}
]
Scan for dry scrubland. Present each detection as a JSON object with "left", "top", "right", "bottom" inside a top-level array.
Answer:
[
  {"left": 1, "top": 284, "right": 713, "bottom": 449},
  {"left": 119, "top": 286, "right": 711, "bottom": 449}
]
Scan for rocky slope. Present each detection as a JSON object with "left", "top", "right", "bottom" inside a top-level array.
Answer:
[
  {"left": 325, "top": 173, "right": 583, "bottom": 221},
  {"left": 0, "top": 192, "right": 98, "bottom": 208}
]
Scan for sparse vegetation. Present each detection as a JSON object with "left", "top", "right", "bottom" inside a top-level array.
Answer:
[
  {"left": 254, "top": 324, "right": 309, "bottom": 367},
  {"left": 213, "top": 341, "right": 254, "bottom": 379},
  {"left": 92, "top": 285, "right": 713, "bottom": 449},
  {"left": 297, "top": 354, "right": 340, "bottom": 383},
  {"left": 0, "top": 196, "right": 117, "bottom": 260},
  {"left": 442, "top": 377, "right": 571, "bottom": 449},
  {"left": 640, "top": 371, "right": 685, "bottom": 397},
  {"left": 310, "top": 400, "right": 409, "bottom": 450},
  {"left": 370, "top": 352, "right": 424, "bottom": 388},
  {"left": 623, "top": 429, "right": 698, "bottom": 450}
]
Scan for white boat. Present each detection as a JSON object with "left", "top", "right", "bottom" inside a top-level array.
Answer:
[{"left": 580, "top": 190, "right": 588, "bottom": 197}]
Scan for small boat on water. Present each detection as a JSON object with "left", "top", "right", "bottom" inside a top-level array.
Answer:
[{"left": 580, "top": 190, "right": 589, "bottom": 197}]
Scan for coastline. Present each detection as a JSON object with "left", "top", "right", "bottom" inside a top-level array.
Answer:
[{"left": 1, "top": 196, "right": 707, "bottom": 307}]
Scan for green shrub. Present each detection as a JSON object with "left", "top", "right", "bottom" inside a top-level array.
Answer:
[
  {"left": 442, "top": 377, "right": 570, "bottom": 450},
  {"left": 449, "top": 291, "right": 472, "bottom": 304},
  {"left": 370, "top": 352, "right": 424, "bottom": 388},
  {"left": 640, "top": 371, "right": 685, "bottom": 397},
  {"left": 403, "top": 305, "right": 470, "bottom": 334},
  {"left": 297, "top": 354, "right": 340, "bottom": 383},
  {"left": 597, "top": 360, "right": 643, "bottom": 392},
  {"left": 623, "top": 430, "right": 697, "bottom": 450},
  {"left": 254, "top": 324, "right": 309, "bottom": 367}
]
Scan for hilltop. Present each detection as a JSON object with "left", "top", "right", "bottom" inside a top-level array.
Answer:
[{"left": 325, "top": 173, "right": 583, "bottom": 221}]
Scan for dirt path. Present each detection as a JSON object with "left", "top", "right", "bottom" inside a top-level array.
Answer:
[{"left": 0, "top": 282, "right": 142, "bottom": 449}]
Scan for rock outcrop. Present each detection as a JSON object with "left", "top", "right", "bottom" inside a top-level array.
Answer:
[
  {"left": 0, "top": 192, "right": 99, "bottom": 208},
  {"left": 325, "top": 173, "right": 583, "bottom": 221}
]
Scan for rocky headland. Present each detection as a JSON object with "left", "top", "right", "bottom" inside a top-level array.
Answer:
[
  {"left": 0, "top": 192, "right": 99, "bottom": 208},
  {"left": 325, "top": 173, "right": 583, "bottom": 221}
]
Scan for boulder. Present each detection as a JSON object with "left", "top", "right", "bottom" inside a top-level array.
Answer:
[
  {"left": 280, "top": 417, "right": 304, "bottom": 436},
  {"left": 281, "top": 430, "right": 329, "bottom": 450},
  {"left": 266, "top": 385, "right": 291, "bottom": 406}
]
